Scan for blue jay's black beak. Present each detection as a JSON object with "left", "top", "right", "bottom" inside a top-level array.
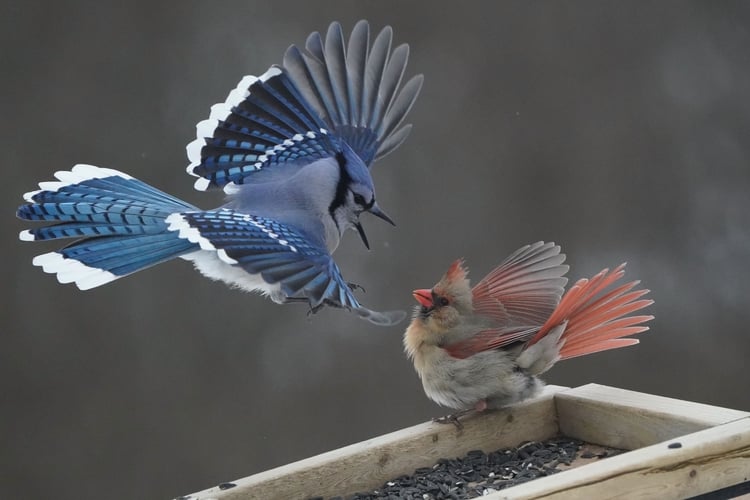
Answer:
[
  {"left": 369, "top": 202, "right": 395, "bottom": 226},
  {"left": 355, "top": 222, "right": 370, "bottom": 250},
  {"left": 356, "top": 203, "right": 394, "bottom": 250}
]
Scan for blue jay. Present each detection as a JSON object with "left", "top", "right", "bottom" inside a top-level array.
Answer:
[{"left": 16, "top": 20, "right": 422, "bottom": 326}]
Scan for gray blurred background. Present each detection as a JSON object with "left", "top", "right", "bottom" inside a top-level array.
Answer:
[{"left": 3, "top": 1, "right": 750, "bottom": 498}]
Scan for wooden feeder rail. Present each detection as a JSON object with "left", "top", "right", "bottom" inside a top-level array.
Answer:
[{"left": 182, "top": 384, "right": 750, "bottom": 500}]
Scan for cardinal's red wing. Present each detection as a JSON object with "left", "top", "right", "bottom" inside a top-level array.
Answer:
[
  {"left": 471, "top": 242, "right": 569, "bottom": 325},
  {"left": 444, "top": 326, "right": 540, "bottom": 359}
]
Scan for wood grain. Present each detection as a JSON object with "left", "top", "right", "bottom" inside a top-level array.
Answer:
[
  {"left": 555, "top": 383, "right": 749, "bottom": 450},
  {"left": 489, "top": 416, "right": 750, "bottom": 500},
  {"left": 182, "top": 384, "right": 750, "bottom": 500},
  {"left": 183, "top": 385, "right": 567, "bottom": 500}
]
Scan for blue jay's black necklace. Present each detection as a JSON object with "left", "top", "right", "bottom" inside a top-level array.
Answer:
[{"left": 329, "top": 150, "right": 374, "bottom": 250}]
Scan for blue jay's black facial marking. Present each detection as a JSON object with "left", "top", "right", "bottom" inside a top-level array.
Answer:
[
  {"left": 330, "top": 152, "right": 368, "bottom": 249},
  {"left": 329, "top": 151, "right": 351, "bottom": 223},
  {"left": 330, "top": 151, "right": 377, "bottom": 250}
]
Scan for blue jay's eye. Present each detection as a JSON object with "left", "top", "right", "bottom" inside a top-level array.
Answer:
[{"left": 353, "top": 193, "right": 367, "bottom": 206}]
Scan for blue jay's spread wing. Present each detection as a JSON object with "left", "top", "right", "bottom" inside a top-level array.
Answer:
[
  {"left": 187, "top": 20, "right": 422, "bottom": 192},
  {"left": 168, "top": 209, "right": 406, "bottom": 325},
  {"left": 283, "top": 21, "right": 423, "bottom": 164},
  {"left": 187, "top": 68, "right": 339, "bottom": 190}
]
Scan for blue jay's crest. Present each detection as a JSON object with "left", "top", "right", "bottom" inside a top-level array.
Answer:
[{"left": 187, "top": 20, "right": 423, "bottom": 192}]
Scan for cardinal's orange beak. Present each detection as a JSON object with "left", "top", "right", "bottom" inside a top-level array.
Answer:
[{"left": 412, "top": 289, "right": 433, "bottom": 308}]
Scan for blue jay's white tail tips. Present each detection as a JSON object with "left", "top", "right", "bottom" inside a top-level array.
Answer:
[
  {"left": 17, "top": 164, "right": 199, "bottom": 289},
  {"left": 21, "top": 164, "right": 133, "bottom": 202},
  {"left": 31, "top": 251, "right": 118, "bottom": 290}
]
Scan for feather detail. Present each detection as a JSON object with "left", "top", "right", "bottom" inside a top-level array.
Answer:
[
  {"left": 283, "top": 21, "right": 422, "bottom": 165},
  {"left": 526, "top": 263, "right": 654, "bottom": 360},
  {"left": 471, "top": 241, "right": 569, "bottom": 325},
  {"left": 444, "top": 326, "right": 540, "bottom": 359},
  {"left": 17, "top": 165, "right": 199, "bottom": 288}
]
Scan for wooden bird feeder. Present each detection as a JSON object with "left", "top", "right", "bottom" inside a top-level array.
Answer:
[{"left": 179, "top": 384, "right": 750, "bottom": 499}]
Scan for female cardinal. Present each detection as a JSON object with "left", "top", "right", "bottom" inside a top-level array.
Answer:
[{"left": 403, "top": 241, "right": 653, "bottom": 421}]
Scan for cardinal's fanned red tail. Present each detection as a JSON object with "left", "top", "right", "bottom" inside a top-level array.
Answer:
[{"left": 527, "top": 263, "right": 654, "bottom": 360}]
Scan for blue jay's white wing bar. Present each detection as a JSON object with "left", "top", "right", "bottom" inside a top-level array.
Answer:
[
  {"left": 187, "top": 21, "right": 422, "bottom": 192},
  {"left": 187, "top": 65, "right": 336, "bottom": 191},
  {"left": 168, "top": 209, "right": 357, "bottom": 306}
]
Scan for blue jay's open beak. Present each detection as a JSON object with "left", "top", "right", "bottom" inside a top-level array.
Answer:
[
  {"left": 369, "top": 202, "right": 395, "bottom": 226},
  {"left": 355, "top": 202, "right": 395, "bottom": 250},
  {"left": 354, "top": 202, "right": 396, "bottom": 250},
  {"left": 355, "top": 222, "right": 371, "bottom": 250}
]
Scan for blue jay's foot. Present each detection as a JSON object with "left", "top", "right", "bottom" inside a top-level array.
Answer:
[
  {"left": 281, "top": 297, "right": 326, "bottom": 315},
  {"left": 347, "top": 282, "right": 366, "bottom": 293},
  {"left": 306, "top": 298, "right": 346, "bottom": 316}
]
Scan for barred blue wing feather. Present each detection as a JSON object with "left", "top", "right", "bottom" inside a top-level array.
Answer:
[
  {"left": 187, "top": 68, "right": 339, "bottom": 190},
  {"left": 167, "top": 209, "right": 405, "bottom": 325},
  {"left": 169, "top": 209, "right": 355, "bottom": 306},
  {"left": 188, "top": 20, "right": 422, "bottom": 192}
]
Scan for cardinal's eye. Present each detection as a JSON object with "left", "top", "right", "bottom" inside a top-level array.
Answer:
[{"left": 437, "top": 296, "right": 449, "bottom": 307}]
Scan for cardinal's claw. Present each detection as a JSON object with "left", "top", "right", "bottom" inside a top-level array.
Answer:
[{"left": 432, "top": 413, "right": 465, "bottom": 429}]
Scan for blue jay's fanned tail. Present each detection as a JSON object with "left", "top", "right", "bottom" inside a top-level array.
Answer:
[
  {"left": 17, "top": 164, "right": 199, "bottom": 289},
  {"left": 188, "top": 20, "right": 423, "bottom": 191}
]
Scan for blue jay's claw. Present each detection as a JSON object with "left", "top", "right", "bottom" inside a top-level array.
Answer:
[
  {"left": 369, "top": 202, "right": 395, "bottom": 226},
  {"left": 347, "top": 282, "right": 366, "bottom": 293}
]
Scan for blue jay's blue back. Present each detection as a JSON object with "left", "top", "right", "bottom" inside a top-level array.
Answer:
[{"left": 16, "top": 20, "right": 422, "bottom": 326}]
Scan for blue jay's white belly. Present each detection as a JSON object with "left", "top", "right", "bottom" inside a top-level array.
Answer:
[{"left": 180, "top": 250, "right": 284, "bottom": 302}]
